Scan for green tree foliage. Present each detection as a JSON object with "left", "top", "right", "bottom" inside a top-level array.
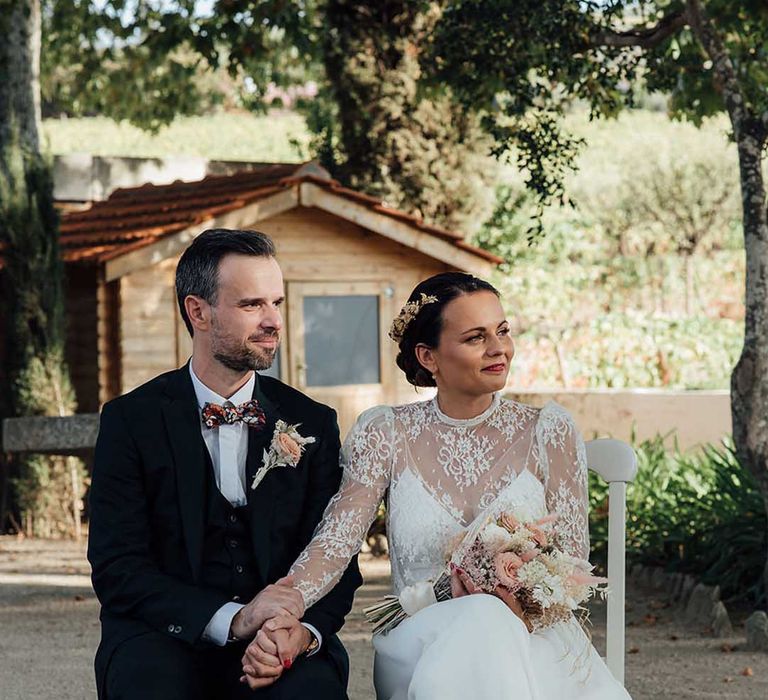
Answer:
[
  {"left": 40, "top": 0, "right": 496, "bottom": 231},
  {"left": 573, "top": 114, "right": 742, "bottom": 314},
  {"left": 428, "top": 0, "right": 768, "bottom": 593},
  {"left": 426, "top": 1, "right": 766, "bottom": 210},
  {"left": 474, "top": 114, "right": 744, "bottom": 389},
  {"left": 475, "top": 115, "right": 743, "bottom": 393},
  {"left": 318, "top": 0, "right": 496, "bottom": 231},
  {"left": 570, "top": 114, "right": 742, "bottom": 256}
]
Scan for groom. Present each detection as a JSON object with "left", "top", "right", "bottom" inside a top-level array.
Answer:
[{"left": 88, "top": 228, "right": 362, "bottom": 699}]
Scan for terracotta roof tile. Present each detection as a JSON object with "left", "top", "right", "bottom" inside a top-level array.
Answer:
[
  {"left": 0, "top": 161, "right": 500, "bottom": 270},
  {"left": 416, "top": 222, "right": 465, "bottom": 241},
  {"left": 454, "top": 240, "right": 504, "bottom": 264},
  {"left": 327, "top": 184, "right": 383, "bottom": 206},
  {"left": 371, "top": 204, "right": 422, "bottom": 225}
]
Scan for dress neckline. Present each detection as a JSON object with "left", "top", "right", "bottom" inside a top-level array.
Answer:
[{"left": 432, "top": 391, "right": 501, "bottom": 428}]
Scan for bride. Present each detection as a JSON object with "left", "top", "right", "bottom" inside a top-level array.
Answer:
[{"left": 244, "top": 272, "right": 631, "bottom": 699}]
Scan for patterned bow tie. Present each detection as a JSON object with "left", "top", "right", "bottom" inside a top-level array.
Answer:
[{"left": 201, "top": 400, "right": 266, "bottom": 429}]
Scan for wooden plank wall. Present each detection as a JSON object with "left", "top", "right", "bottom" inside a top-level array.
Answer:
[
  {"left": 0, "top": 271, "right": 7, "bottom": 416},
  {"left": 115, "top": 207, "right": 451, "bottom": 421},
  {"left": 119, "top": 258, "right": 179, "bottom": 393},
  {"left": 97, "top": 279, "right": 122, "bottom": 404},
  {"left": 64, "top": 266, "right": 101, "bottom": 412},
  {"left": 259, "top": 207, "right": 450, "bottom": 425}
]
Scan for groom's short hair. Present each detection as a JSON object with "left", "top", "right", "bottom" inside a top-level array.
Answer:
[{"left": 175, "top": 228, "right": 277, "bottom": 336}]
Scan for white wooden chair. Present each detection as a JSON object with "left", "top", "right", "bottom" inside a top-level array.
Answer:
[{"left": 585, "top": 438, "right": 638, "bottom": 686}]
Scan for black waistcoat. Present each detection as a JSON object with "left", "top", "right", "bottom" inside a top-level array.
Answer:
[{"left": 199, "top": 450, "right": 259, "bottom": 603}]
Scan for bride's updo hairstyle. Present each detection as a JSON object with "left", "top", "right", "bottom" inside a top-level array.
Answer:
[{"left": 394, "top": 272, "right": 500, "bottom": 387}]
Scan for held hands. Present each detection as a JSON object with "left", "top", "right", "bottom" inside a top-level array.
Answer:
[
  {"left": 229, "top": 575, "right": 304, "bottom": 641},
  {"left": 240, "top": 615, "right": 312, "bottom": 690},
  {"left": 449, "top": 563, "right": 533, "bottom": 633}
]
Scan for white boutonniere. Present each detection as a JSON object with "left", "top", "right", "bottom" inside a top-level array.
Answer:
[{"left": 250, "top": 420, "right": 316, "bottom": 490}]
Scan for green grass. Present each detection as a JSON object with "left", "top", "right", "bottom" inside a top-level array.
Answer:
[{"left": 42, "top": 110, "right": 313, "bottom": 162}]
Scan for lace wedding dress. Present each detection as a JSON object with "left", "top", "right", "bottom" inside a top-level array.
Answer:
[{"left": 290, "top": 393, "right": 631, "bottom": 699}]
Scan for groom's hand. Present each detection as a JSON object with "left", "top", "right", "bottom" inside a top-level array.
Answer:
[
  {"left": 240, "top": 616, "right": 310, "bottom": 690},
  {"left": 230, "top": 575, "right": 304, "bottom": 640},
  {"left": 240, "top": 631, "right": 284, "bottom": 690}
]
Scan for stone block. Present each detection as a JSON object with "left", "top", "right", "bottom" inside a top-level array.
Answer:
[
  {"left": 745, "top": 611, "right": 768, "bottom": 652},
  {"left": 678, "top": 575, "right": 696, "bottom": 608},
  {"left": 651, "top": 568, "right": 668, "bottom": 590},
  {"left": 2, "top": 414, "right": 100, "bottom": 454},
  {"left": 669, "top": 573, "right": 684, "bottom": 601},
  {"left": 684, "top": 583, "right": 720, "bottom": 626},
  {"left": 711, "top": 601, "right": 734, "bottom": 638}
]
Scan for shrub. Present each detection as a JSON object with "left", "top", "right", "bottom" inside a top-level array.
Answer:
[{"left": 589, "top": 437, "right": 767, "bottom": 605}]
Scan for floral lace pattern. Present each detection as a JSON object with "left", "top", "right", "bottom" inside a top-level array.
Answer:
[
  {"left": 535, "top": 402, "right": 590, "bottom": 560},
  {"left": 487, "top": 399, "right": 538, "bottom": 435},
  {"left": 395, "top": 400, "right": 433, "bottom": 441},
  {"left": 437, "top": 430, "right": 496, "bottom": 489},
  {"left": 289, "top": 396, "right": 591, "bottom": 607},
  {"left": 343, "top": 407, "right": 397, "bottom": 487}
]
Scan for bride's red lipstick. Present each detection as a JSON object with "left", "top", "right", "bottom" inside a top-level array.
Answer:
[{"left": 482, "top": 363, "right": 506, "bottom": 373}]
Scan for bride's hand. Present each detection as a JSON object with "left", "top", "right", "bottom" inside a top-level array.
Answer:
[
  {"left": 451, "top": 564, "right": 532, "bottom": 632},
  {"left": 493, "top": 585, "right": 533, "bottom": 633},
  {"left": 450, "top": 563, "right": 481, "bottom": 597}
]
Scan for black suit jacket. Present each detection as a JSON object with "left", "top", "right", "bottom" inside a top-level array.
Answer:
[{"left": 87, "top": 364, "right": 362, "bottom": 697}]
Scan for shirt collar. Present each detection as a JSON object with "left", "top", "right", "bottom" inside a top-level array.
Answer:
[{"left": 188, "top": 362, "right": 255, "bottom": 410}]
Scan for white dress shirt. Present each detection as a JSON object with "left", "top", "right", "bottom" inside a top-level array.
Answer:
[
  {"left": 190, "top": 363, "right": 253, "bottom": 507},
  {"left": 190, "top": 363, "right": 321, "bottom": 652}
]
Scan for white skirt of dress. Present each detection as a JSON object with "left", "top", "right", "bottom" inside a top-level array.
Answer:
[{"left": 372, "top": 594, "right": 632, "bottom": 700}]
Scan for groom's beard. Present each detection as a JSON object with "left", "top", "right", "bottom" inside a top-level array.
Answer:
[{"left": 210, "top": 317, "right": 279, "bottom": 373}]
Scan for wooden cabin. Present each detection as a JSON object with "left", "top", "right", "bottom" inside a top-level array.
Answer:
[{"left": 32, "top": 162, "right": 501, "bottom": 434}]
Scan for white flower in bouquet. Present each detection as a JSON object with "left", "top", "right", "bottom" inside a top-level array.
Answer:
[
  {"left": 480, "top": 523, "right": 514, "bottom": 552},
  {"left": 517, "top": 559, "right": 548, "bottom": 586},
  {"left": 507, "top": 528, "right": 535, "bottom": 551}
]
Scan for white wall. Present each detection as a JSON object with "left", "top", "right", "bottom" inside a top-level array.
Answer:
[
  {"left": 506, "top": 388, "right": 731, "bottom": 451},
  {"left": 53, "top": 154, "right": 275, "bottom": 202}
]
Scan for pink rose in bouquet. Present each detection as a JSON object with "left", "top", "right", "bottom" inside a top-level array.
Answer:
[{"left": 365, "top": 507, "right": 607, "bottom": 636}]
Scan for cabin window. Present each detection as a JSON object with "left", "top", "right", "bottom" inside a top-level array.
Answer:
[
  {"left": 286, "top": 281, "right": 392, "bottom": 391},
  {"left": 303, "top": 295, "right": 381, "bottom": 386}
]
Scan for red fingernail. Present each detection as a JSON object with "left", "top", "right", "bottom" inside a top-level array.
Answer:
[
  {"left": 283, "top": 658, "right": 292, "bottom": 669},
  {"left": 449, "top": 562, "right": 456, "bottom": 571}
]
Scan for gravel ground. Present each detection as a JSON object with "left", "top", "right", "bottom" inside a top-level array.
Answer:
[{"left": 0, "top": 536, "right": 766, "bottom": 700}]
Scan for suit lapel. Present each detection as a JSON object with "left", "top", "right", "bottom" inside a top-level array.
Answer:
[
  {"left": 162, "top": 364, "right": 208, "bottom": 581},
  {"left": 247, "top": 373, "right": 279, "bottom": 584}
]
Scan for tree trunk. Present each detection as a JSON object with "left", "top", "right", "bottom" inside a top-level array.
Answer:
[
  {"left": 729, "top": 126, "right": 768, "bottom": 596},
  {"left": 0, "top": 0, "right": 85, "bottom": 539},
  {"left": 0, "top": 0, "right": 41, "bottom": 153},
  {"left": 550, "top": 334, "right": 571, "bottom": 389},
  {"left": 687, "top": 0, "right": 768, "bottom": 598},
  {"left": 684, "top": 254, "right": 694, "bottom": 316}
]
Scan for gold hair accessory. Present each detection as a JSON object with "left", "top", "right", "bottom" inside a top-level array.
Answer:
[{"left": 388, "top": 293, "right": 439, "bottom": 343}]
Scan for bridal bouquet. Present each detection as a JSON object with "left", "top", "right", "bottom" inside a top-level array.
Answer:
[{"left": 364, "top": 508, "right": 608, "bottom": 635}]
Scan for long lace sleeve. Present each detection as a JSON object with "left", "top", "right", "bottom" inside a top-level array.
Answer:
[
  {"left": 534, "top": 402, "right": 590, "bottom": 560},
  {"left": 290, "top": 406, "right": 395, "bottom": 608}
]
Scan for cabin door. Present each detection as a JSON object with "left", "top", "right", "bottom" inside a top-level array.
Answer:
[{"left": 286, "top": 280, "right": 394, "bottom": 437}]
